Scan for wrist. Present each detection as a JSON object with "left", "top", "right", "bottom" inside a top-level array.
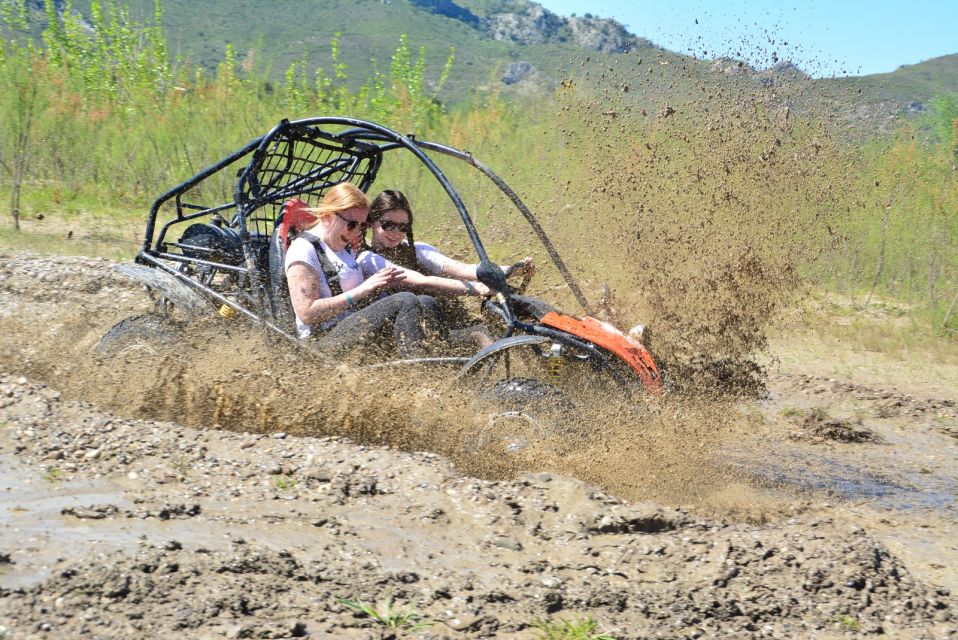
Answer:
[{"left": 344, "top": 292, "right": 355, "bottom": 308}]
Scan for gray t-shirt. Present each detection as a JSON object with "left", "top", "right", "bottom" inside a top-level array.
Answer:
[
  {"left": 285, "top": 235, "right": 364, "bottom": 338},
  {"left": 357, "top": 242, "right": 449, "bottom": 277}
]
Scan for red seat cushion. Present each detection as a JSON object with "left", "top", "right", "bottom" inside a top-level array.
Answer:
[{"left": 278, "top": 198, "right": 317, "bottom": 249}]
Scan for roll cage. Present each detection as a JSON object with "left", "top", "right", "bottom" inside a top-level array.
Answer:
[{"left": 139, "top": 117, "right": 587, "bottom": 330}]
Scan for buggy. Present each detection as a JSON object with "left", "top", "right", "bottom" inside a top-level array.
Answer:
[{"left": 112, "top": 116, "right": 662, "bottom": 421}]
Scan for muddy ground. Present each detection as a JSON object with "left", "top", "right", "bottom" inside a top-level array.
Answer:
[{"left": 0, "top": 254, "right": 956, "bottom": 639}]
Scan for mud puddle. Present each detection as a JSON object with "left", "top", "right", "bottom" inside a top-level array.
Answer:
[
  {"left": 724, "top": 435, "right": 958, "bottom": 512},
  {"left": 0, "top": 454, "right": 138, "bottom": 589},
  {"left": 0, "top": 451, "right": 339, "bottom": 591},
  {"left": 720, "top": 372, "right": 958, "bottom": 594},
  {"left": 721, "top": 437, "right": 958, "bottom": 593}
]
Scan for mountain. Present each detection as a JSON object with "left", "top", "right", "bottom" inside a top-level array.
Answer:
[
  {"left": 47, "top": 0, "right": 664, "bottom": 103},
  {"left": 821, "top": 53, "right": 958, "bottom": 114},
  {"left": 16, "top": 0, "right": 958, "bottom": 113}
]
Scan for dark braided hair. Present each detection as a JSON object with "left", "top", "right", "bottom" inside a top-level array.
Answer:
[{"left": 364, "top": 189, "right": 420, "bottom": 271}]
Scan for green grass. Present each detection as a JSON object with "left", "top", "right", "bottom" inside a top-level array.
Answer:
[
  {"left": 0, "top": 214, "right": 140, "bottom": 261},
  {"left": 803, "top": 300, "right": 958, "bottom": 361},
  {"left": 530, "top": 616, "right": 617, "bottom": 640},
  {"left": 337, "top": 596, "right": 433, "bottom": 633},
  {"left": 43, "top": 466, "right": 64, "bottom": 482},
  {"left": 273, "top": 475, "right": 296, "bottom": 490},
  {"left": 832, "top": 614, "right": 861, "bottom": 631}
]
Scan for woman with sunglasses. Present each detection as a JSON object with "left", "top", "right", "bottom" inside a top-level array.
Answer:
[
  {"left": 284, "top": 182, "right": 441, "bottom": 358},
  {"left": 360, "top": 190, "right": 534, "bottom": 286},
  {"left": 358, "top": 190, "right": 536, "bottom": 346}
]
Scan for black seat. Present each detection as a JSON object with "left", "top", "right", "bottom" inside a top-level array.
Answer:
[
  {"left": 267, "top": 198, "right": 317, "bottom": 331},
  {"left": 176, "top": 222, "right": 244, "bottom": 264}
]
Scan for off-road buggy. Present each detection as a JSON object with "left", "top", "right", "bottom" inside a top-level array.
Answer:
[{"left": 110, "top": 117, "right": 662, "bottom": 434}]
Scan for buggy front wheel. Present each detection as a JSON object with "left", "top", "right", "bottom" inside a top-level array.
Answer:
[{"left": 467, "top": 377, "right": 579, "bottom": 455}]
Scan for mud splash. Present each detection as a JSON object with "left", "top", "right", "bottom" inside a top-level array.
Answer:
[
  {"left": 0, "top": 255, "right": 765, "bottom": 520},
  {"left": 488, "top": 48, "right": 870, "bottom": 400},
  {"left": 82, "top": 319, "right": 752, "bottom": 516}
]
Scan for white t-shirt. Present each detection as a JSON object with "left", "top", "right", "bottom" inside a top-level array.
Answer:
[
  {"left": 285, "top": 234, "right": 364, "bottom": 338},
  {"left": 357, "top": 242, "right": 449, "bottom": 278}
]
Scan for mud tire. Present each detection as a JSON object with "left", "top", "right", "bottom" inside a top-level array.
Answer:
[
  {"left": 485, "top": 376, "right": 574, "bottom": 413},
  {"left": 96, "top": 313, "right": 183, "bottom": 358},
  {"left": 468, "top": 377, "right": 579, "bottom": 454}
]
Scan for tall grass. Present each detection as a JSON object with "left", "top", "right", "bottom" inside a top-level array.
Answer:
[
  {"left": 0, "top": 1, "right": 455, "bottom": 210},
  {"left": 830, "top": 97, "right": 958, "bottom": 333}
]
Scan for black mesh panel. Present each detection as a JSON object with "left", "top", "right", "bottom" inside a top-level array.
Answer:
[{"left": 244, "top": 129, "right": 380, "bottom": 237}]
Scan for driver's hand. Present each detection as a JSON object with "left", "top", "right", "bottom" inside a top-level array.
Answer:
[
  {"left": 512, "top": 257, "right": 536, "bottom": 278},
  {"left": 472, "top": 282, "right": 492, "bottom": 297}
]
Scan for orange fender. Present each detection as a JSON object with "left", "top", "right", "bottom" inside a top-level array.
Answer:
[{"left": 540, "top": 312, "right": 662, "bottom": 390}]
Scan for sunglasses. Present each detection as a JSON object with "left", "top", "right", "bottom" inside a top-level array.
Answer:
[
  {"left": 379, "top": 220, "right": 412, "bottom": 233},
  {"left": 336, "top": 212, "right": 367, "bottom": 232}
]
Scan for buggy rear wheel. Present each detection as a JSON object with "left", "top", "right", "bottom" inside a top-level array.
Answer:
[
  {"left": 96, "top": 313, "right": 183, "bottom": 358},
  {"left": 485, "top": 376, "right": 574, "bottom": 412}
]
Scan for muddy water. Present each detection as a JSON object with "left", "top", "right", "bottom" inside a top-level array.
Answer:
[
  {"left": 0, "top": 455, "right": 136, "bottom": 589},
  {"left": 0, "top": 454, "right": 238, "bottom": 590}
]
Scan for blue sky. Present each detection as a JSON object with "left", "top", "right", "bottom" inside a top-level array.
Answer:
[{"left": 536, "top": 0, "right": 958, "bottom": 78}]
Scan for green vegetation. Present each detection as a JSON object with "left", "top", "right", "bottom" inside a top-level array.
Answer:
[
  {"left": 822, "top": 53, "right": 958, "bottom": 112},
  {"left": 12, "top": 0, "right": 953, "bottom": 114},
  {"left": 530, "top": 615, "right": 617, "bottom": 640},
  {"left": 337, "top": 596, "right": 433, "bottom": 634},
  {"left": 832, "top": 96, "right": 958, "bottom": 333},
  {"left": 832, "top": 614, "right": 861, "bottom": 631},
  {"left": 0, "top": 1, "right": 459, "bottom": 237},
  {"left": 273, "top": 475, "right": 295, "bottom": 490},
  {"left": 33, "top": 0, "right": 659, "bottom": 105}
]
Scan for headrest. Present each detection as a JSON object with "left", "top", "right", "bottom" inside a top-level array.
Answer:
[{"left": 278, "top": 198, "right": 317, "bottom": 249}]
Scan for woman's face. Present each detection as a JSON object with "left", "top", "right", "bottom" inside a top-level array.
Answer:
[
  {"left": 320, "top": 206, "right": 368, "bottom": 251},
  {"left": 371, "top": 209, "right": 411, "bottom": 250}
]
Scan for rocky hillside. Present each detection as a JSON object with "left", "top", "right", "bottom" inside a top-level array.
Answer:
[
  {"left": 12, "top": 0, "right": 957, "bottom": 116},
  {"left": 441, "top": 0, "right": 652, "bottom": 53}
]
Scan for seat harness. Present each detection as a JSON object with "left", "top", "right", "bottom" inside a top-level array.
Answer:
[{"left": 298, "top": 232, "right": 346, "bottom": 298}]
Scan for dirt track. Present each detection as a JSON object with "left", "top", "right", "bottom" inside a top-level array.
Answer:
[{"left": 0, "top": 254, "right": 956, "bottom": 639}]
